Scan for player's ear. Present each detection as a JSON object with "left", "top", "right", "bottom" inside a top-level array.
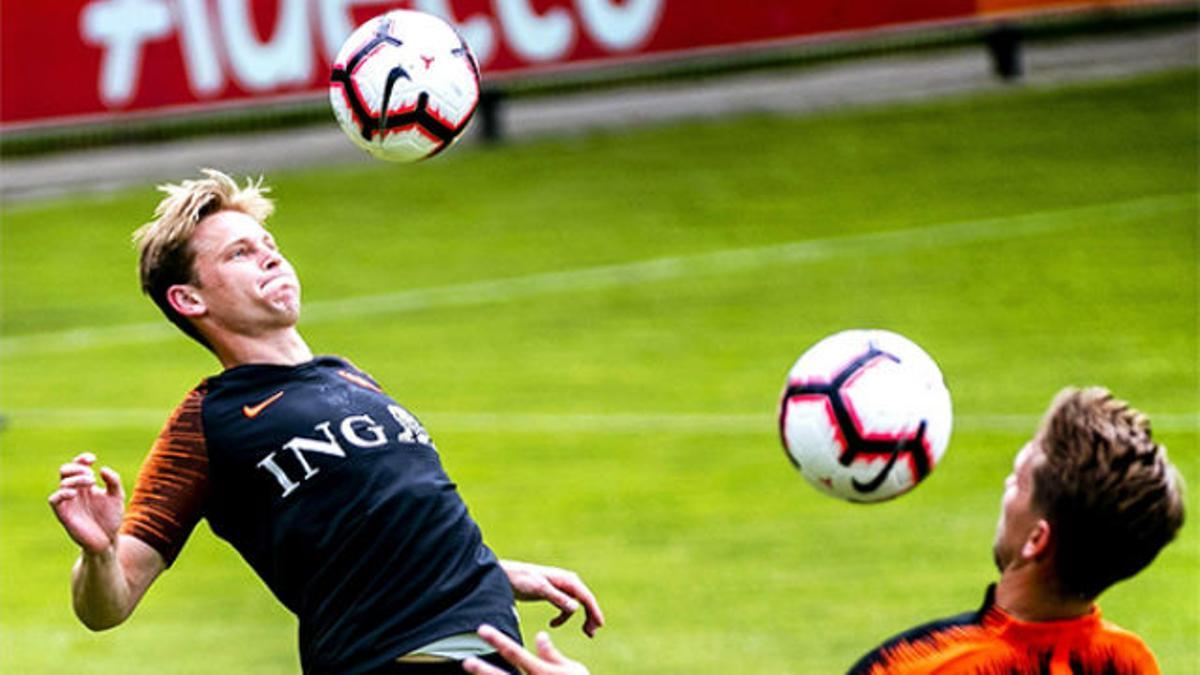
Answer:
[
  {"left": 1021, "top": 518, "right": 1052, "bottom": 560},
  {"left": 166, "top": 284, "right": 206, "bottom": 318}
]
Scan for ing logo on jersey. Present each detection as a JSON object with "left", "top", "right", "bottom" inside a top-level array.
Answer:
[{"left": 256, "top": 405, "right": 436, "bottom": 498}]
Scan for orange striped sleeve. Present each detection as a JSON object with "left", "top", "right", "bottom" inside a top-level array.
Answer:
[{"left": 119, "top": 386, "right": 209, "bottom": 566}]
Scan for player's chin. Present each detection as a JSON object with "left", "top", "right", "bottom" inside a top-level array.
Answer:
[
  {"left": 265, "top": 286, "right": 300, "bottom": 309},
  {"left": 991, "top": 542, "right": 1009, "bottom": 572},
  {"left": 265, "top": 295, "right": 302, "bottom": 322}
]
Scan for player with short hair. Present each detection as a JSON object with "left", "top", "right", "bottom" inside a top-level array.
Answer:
[
  {"left": 49, "top": 169, "right": 603, "bottom": 674},
  {"left": 848, "top": 386, "right": 1184, "bottom": 674},
  {"left": 457, "top": 387, "right": 1185, "bottom": 675}
]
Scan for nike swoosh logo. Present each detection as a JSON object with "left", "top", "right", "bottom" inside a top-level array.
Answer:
[{"left": 243, "top": 391, "right": 285, "bottom": 418}]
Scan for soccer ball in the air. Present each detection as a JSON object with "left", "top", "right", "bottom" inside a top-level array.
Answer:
[
  {"left": 778, "top": 329, "right": 952, "bottom": 503},
  {"left": 329, "top": 10, "right": 480, "bottom": 162}
]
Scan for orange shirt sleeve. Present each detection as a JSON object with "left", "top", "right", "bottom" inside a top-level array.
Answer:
[{"left": 119, "top": 386, "right": 209, "bottom": 566}]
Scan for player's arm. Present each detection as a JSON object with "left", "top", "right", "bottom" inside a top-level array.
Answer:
[
  {"left": 51, "top": 389, "right": 208, "bottom": 630},
  {"left": 499, "top": 560, "right": 605, "bottom": 637},
  {"left": 70, "top": 536, "right": 165, "bottom": 630},
  {"left": 50, "top": 453, "right": 167, "bottom": 630}
]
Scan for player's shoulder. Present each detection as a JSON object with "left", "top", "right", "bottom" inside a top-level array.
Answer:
[
  {"left": 157, "top": 380, "right": 209, "bottom": 431},
  {"left": 185, "top": 378, "right": 210, "bottom": 402},
  {"left": 1097, "top": 616, "right": 1152, "bottom": 644},
  {"left": 1093, "top": 617, "right": 1161, "bottom": 671},
  {"left": 846, "top": 586, "right": 999, "bottom": 675},
  {"left": 327, "top": 355, "right": 386, "bottom": 392},
  {"left": 847, "top": 591, "right": 1164, "bottom": 675},
  {"left": 330, "top": 354, "right": 370, "bottom": 376},
  {"left": 847, "top": 608, "right": 985, "bottom": 675}
]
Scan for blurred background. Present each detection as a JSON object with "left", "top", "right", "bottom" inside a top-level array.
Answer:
[{"left": 2, "top": 1, "right": 1197, "bottom": 673}]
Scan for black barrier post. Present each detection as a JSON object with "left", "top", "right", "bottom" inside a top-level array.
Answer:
[
  {"left": 478, "top": 88, "right": 506, "bottom": 143},
  {"left": 985, "top": 25, "right": 1024, "bottom": 80}
]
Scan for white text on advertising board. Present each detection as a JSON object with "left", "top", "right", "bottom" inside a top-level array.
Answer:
[{"left": 81, "top": 0, "right": 665, "bottom": 106}]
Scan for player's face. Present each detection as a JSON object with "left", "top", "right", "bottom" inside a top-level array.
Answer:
[
  {"left": 992, "top": 441, "right": 1042, "bottom": 572},
  {"left": 189, "top": 210, "right": 301, "bottom": 333}
]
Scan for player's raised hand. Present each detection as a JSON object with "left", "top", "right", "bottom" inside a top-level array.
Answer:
[
  {"left": 48, "top": 453, "right": 125, "bottom": 554},
  {"left": 500, "top": 560, "right": 605, "bottom": 637},
  {"left": 462, "top": 625, "right": 589, "bottom": 675}
]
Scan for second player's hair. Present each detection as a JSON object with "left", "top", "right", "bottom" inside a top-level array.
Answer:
[
  {"left": 1033, "top": 386, "right": 1185, "bottom": 600},
  {"left": 133, "top": 169, "right": 275, "bottom": 349}
]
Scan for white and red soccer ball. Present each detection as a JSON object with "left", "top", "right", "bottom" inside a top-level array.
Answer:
[
  {"left": 330, "top": 10, "right": 480, "bottom": 162},
  {"left": 779, "top": 330, "right": 953, "bottom": 503}
]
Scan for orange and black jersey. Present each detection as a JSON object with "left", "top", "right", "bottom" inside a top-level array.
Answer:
[
  {"left": 848, "top": 585, "right": 1160, "bottom": 675},
  {"left": 119, "top": 356, "right": 520, "bottom": 674}
]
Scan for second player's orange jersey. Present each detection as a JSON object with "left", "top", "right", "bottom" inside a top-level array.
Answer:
[{"left": 848, "top": 586, "right": 1160, "bottom": 675}]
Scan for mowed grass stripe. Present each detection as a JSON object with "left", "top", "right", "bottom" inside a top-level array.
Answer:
[
  {"left": 0, "top": 192, "right": 1189, "bottom": 357},
  {"left": 5, "top": 408, "right": 1196, "bottom": 433}
]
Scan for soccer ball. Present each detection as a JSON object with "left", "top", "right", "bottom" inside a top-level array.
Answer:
[
  {"left": 778, "top": 330, "right": 952, "bottom": 502},
  {"left": 329, "top": 10, "right": 480, "bottom": 162}
]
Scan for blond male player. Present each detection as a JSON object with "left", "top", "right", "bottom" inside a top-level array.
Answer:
[{"left": 50, "top": 170, "right": 603, "bottom": 674}]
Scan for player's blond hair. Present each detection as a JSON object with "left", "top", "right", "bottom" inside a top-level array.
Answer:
[
  {"left": 133, "top": 169, "right": 275, "bottom": 349},
  {"left": 1033, "top": 387, "right": 1185, "bottom": 600}
]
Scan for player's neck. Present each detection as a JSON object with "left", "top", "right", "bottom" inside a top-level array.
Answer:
[
  {"left": 214, "top": 327, "right": 314, "bottom": 369},
  {"left": 995, "top": 568, "right": 1094, "bottom": 622}
]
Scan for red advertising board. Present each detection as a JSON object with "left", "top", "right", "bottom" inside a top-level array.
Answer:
[{"left": 2, "top": 0, "right": 982, "bottom": 131}]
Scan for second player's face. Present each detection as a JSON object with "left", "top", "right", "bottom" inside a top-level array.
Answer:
[
  {"left": 189, "top": 210, "right": 301, "bottom": 333},
  {"left": 992, "top": 441, "right": 1043, "bottom": 572}
]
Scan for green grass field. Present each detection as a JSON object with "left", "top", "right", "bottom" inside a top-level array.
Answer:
[{"left": 2, "top": 69, "right": 1197, "bottom": 674}]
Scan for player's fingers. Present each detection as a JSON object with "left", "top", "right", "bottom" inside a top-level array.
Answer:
[
  {"left": 48, "top": 490, "right": 83, "bottom": 530},
  {"left": 582, "top": 610, "right": 603, "bottom": 638},
  {"left": 59, "top": 462, "right": 93, "bottom": 479},
  {"left": 541, "top": 587, "right": 580, "bottom": 627},
  {"left": 549, "top": 607, "right": 573, "bottom": 629},
  {"left": 476, "top": 624, "right": 518, "bottom": 649},
  {"left": 460, "top": 657, "right": 509, "bottom": 675},
  {"left": 59, "top": 474, "right": 98, "bottom": 490},
  {"left": 72, "top": 452, "right": 96, "bottom": 465},
  {"left": 48, "top": 488, "right": 78, "bottom": 507},
  {"left": 99, "top": 467, "right": 124, "bottom": 500},
  {"left": 535, "top": 632, "right": 568, "bottom": 664},
  {"left": 477, "top": 624, "right": 541, "bottom": 670},
  {"left": 550, "top": 576, "right": 604, "bottom": 636}
]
